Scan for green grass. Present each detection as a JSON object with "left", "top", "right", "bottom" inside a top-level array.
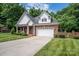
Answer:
[
  {"left": 35, "top": 38, "right": 79, "bottom": 56},
  {"left": 0, "top": 33, "right": 27, "bottom": 42}
]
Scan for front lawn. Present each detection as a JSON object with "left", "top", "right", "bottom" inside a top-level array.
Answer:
[
  {"left": 0, "top": 33, "right": 27, "bottom": 42},
  {"left": 35, "top": 38, "right": 79, "bottom": 56}
]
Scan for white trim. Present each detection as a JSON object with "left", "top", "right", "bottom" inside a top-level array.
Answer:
[
  {"left": 16, "top": 11, "right": 34, "bottom": 26},
  {"left": 38, "top": 12, "right": 51, "bottom": 23},
  {"left": 16, "top": 11, "right": 27, "bottom": 26},
  {"left": 27, "top": 26, "right": 29, "bottom": 34},
  {"left": 28, "top": 20, "right": 33, "bottom": 26}
]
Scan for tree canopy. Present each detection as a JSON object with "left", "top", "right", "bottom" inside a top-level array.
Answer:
[
  {"left": 0, "top": 3, "right": 25, "bottom": 29},
  {"left": 29, "top": 7, "right": 42, "bottom": 17},
  {"left": 56, "top": 3, "right": 79, "bottom": 32}
]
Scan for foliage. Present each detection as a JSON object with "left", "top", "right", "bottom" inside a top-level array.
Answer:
[
  {"left": 0, "top": 24, "right": 4, "bottom": 27},
  {"left": 56, "top": 3, "right": 79, "bottom": 32},
  {"left": 20, "top": 31, "right": 26, "bottom": 36},
  {"left": 10, "top": 27, "right": 16, "bottom": 34},
  {"left": 58, "top": 35, "right": 65, "bottom": 38},
  {"left": 6, "top": 18, "right": 13, "bottom": 29},
  {"left": 0, "top": 3, "right": 25, "bottom": 30},
  {"left": 29, "top": 7, "right": 42, "bottom": 17},
  {"left": 15, "top": 31, "right": 21, "bottom": 35},
  {"left": 15, "top": 30, "right": 26, "bottom": 36},
  {"left": 57, "top": 14, "right": 77, "bottom": 32},
  {"left": 73, "top": 36, "right": 79, "bottom": 39}
]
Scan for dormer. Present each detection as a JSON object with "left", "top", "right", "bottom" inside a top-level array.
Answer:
[{"left": 38, "top": 11, "right": 51, "bottom": 23}]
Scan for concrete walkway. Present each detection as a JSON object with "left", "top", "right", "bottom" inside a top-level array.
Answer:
[{"left": 0, "top": 36, "right": 52, "bottom": 56}]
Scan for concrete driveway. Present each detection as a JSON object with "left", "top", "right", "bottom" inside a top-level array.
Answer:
[{"left": 0, "top": 36, "right": 52, "bottom": 56}]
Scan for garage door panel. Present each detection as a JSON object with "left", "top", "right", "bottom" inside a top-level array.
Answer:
[{"left": 36, "top": 28, "right": 54, "bottom": 37}]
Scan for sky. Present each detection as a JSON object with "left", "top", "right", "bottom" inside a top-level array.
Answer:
[{"left": 22, "top": 3, "right": 69, "bottom": 13}]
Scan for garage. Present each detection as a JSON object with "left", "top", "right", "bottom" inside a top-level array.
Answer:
[{"left": 36, "top": 28, "right": 54, "bottom": 37}]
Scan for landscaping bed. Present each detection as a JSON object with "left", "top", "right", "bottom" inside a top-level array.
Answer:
[
  {"left": 35, "top": 38, "right": 79, "bottom": 56},
  {"left": 0, "top": 33, "right": 27, "bottom": 42}
]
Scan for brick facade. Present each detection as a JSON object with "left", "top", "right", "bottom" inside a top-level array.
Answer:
[{"left": 18, "top": 24, "right": 59, "bottom": 36}]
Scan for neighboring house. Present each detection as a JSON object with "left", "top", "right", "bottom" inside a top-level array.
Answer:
[
  {"left": 0, "top": 24, "right": 9, "bottom": 32},
  {"left": 16, "top": 11, "right": 59, "bottom": 37}
]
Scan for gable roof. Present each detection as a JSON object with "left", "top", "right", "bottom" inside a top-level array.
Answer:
[
  {"left": 33, "top": 11, "right": 59, "bottom": 24},
  {"left": 16, "top": 11, "right": 34, "bottom": 26},
  {"left": 16, "top": 11, "right": 59, "bottom": 26}
]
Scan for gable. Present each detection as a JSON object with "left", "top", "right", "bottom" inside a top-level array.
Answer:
[
  {"left": 28, "top": 20, "right": 33, "bottom": 26},
  {"left": 16, "top": 11, "right": 34, "bottom": 26},
  {"left": 41, "top": 13, "right": 48, "bottom": 19},
  {"left": 38, "top": 12, "right": 51, "bottom": 23},
  {"left": 19, "top": 14, "right": 30, "bottom": 25}
]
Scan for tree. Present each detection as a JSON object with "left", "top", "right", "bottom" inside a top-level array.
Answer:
[
  {"left": 57, "top": 14, "right": 76, "bottom": 32},
  {"left": 29, "top": 7, "right": 42, "bottom": 17},
  {"left": 56, "top": 3, "right": 79, "bottom": 32},
  {"left": 0, "top": 3, "right": 25, "bottom": 30}
]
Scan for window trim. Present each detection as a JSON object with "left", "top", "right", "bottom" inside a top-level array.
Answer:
[{"left": 42, "top": 18, "right": 47, "bottom": 22}]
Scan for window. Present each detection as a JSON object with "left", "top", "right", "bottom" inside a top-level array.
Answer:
[{"left": 42, "top": 18, "right": 47, "bottom": 22}]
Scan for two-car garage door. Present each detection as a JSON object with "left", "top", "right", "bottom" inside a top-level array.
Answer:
[{"left": 36, "top": 28, "right": 54, "bottom": 37}]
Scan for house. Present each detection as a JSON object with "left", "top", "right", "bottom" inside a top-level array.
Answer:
[
  {"left": 0, "top": 24, "right": 9, "bottom": 32},
  {"left": 16, "top": 11, "right": 59, "bottom": 37}
]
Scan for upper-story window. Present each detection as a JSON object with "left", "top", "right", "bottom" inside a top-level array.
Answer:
[{"left": 42, "top": 18, "right": 47, "bottom": 22}]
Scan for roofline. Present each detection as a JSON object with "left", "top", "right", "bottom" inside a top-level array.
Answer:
[
  {"left": 16, "top": 11, "right": 34, "bottom": 26},
  {"left": 16, "top": 11, "right": 27, "bottom": 26},
  {"left": 16, "top": 10, "right": 59, "bottom": 27},
  {"left": 16, "top": 22, "right": 59, "bottom": 26}
]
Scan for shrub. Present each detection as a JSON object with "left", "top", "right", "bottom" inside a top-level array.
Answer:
[
  {"left": 54, "top": 34, "right": 58, "bottom": 38},
  {"left": 73, "top": 36, "right": 79, "bottom": 39},
  {"left": 59, "top": 35, "right": 65, "bottom": 38},
  {"left": 20, "top": 31, "right": 26, "bottom": 36},
  {"left": 15, "top": 31, "right": 21, "bottom": 35},
  {"left": 10, "top": 27, "right": 15, "bottom": 34},
  {"left": 55, "top": 34, "right": 65, "bottom": 38},
  {"left": 15, "top": 30, "right": 27, "bottom": 36}
]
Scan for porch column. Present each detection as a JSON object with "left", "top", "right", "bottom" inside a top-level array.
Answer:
[
  {"left": 27, "top": 26, "right": 29, "bottom": 35},
  {"left": 16, "top": 26, "right": 18, "bottom": 32},
  {"left": 33, "top": 26, "right": 35, "bottom": 36},
  {"left": 23, "top": 27, "right": 25, "bottom": 32}
]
